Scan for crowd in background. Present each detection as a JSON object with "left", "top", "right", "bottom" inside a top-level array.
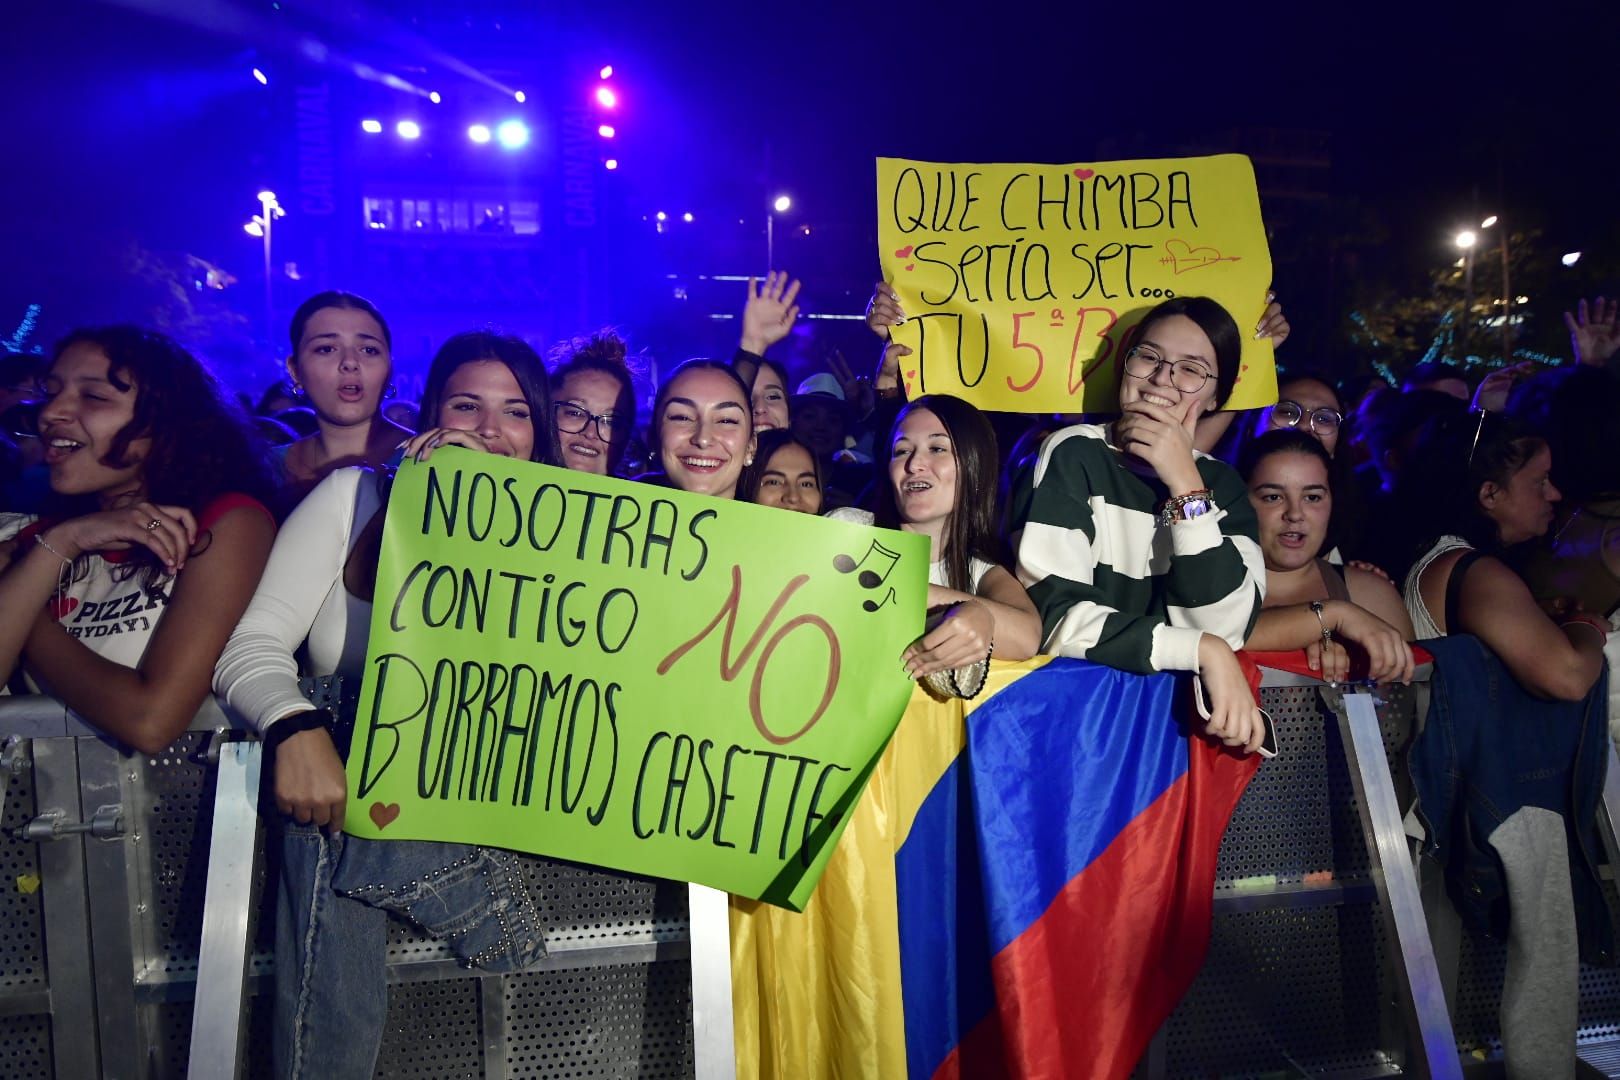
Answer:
[{"left": 0, "top": 278, "right": 1617, "bottom": 1075}]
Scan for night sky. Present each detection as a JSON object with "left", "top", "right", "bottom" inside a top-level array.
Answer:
[{"left": 2, "top": 0, "right": 1614, "bottom": 377}]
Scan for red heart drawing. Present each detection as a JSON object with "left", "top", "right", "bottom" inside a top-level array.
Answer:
[
  {"left": 1073, "top": 168, "right": 1095, "bottom": 180},
  {"left": 1161, "top": 238, "right": 1240, "bottom": 274},
  {"left": 49, "top": 596, "right": 79, "bottom": 620},
  {"left": 904, "top": 263, "right": 915, "bottom": 272},
  {"left": 893, "top": 245, "right": 914, "bottom": 259},
  {"left": 904, "top": 370, "right": 918, "bottom": 382},
  {"left": 370, "top": 802, "right": 401, "bottom": 830}
]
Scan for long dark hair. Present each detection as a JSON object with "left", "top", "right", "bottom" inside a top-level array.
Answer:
[
  {"left": 419, "top": 332, "right": 561, "bottom": 465},
  {"left": 1121, "top": 296, "right": 1243, "bottom": 408},
  {"left": 875, "top": 394, "right": 1006, "bottom": 593},
  {"left": 48, "top": 326, "right": 276, "bottom": 578},
  {"left": 738, "top": 429, "right": 823, "bottom": 506},
  {"left": 1405, "top": 409, "right": 1547, "bottom": 555}
]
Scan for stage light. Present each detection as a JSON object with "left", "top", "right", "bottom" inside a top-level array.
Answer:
[
  {"left": 683, "top": 212, "right": 694, "bottom": 223},
  {"left": 397, "top": 120, "right": 421, "bottom": 139},
  {"left": 514, "top": 90, "right": 526, "bottom": 103},
  {"left": 429, "top": 91, "right": 442, "bottom": 104},
  {"left": 656, "top": 211, "right": 667, "bottom": 222},
  {"left": 600, "top": 65, "right": 614, "bottom": 79},
  {"left": 1562, "top": 252, "right": 1582, "bottom": 267},
  {"left": 468, "top": 124, "right": 492, "bottom": 144},
  {"left": 598, "top": 124, "right": 616, "bottom": 138},
  {"left": 604, "top": 158, "right": 619, "bottom": 170},
  {"left": 252, "top": 68, "right": 268, "bottom": 85},
  {"left": 1454, "top": 230, "right": 1476, "bottom": 250},
  {"left": 361, "top": 119, "right": 383, "bottom": 134},
  {"left": 495, "top": 119, "right": 530, "bottom": 149},
  {"left": 773, "top": 195, "right": 792, "bottom": 213},
  {"left": 595, "top": 86, "right": 617, "bottom": 108},
  {"left": 1480, "top": 215, "right": 1498, "bottom": 229}
]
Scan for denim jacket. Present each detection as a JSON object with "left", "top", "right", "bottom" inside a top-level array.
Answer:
[{"left": 1409, "top": 634, "right": 1614, "bottom": 965}]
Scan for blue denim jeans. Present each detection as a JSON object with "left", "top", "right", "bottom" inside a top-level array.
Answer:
[{"left": 273, "top": 826, "right": 548, "bottom": 1080}]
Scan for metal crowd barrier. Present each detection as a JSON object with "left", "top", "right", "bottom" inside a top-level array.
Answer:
[
  {"left": 1142, "top": 666, "right": 1620, "bottom": 1078},
  {"left": 0, "top": 694, "right": 729, "bottom": 1080},
  {"left": 8, "top": 669, "right": 1620, "bottom": 1079}
]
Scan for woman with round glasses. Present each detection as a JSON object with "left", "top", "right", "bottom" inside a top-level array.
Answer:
[
  {"left": 1260, "top": 372, "right": 1344, "bottom": 454},
  {"left": 1015, "top": 295, "right": 1285, "bottom": 754},
  {"left": 548, "top": 330, "right": 635, "bottom": 476}
]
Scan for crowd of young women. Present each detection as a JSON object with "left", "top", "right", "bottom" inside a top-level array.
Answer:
[{"left": 2, "top": 278, "right": 1614, "bottom": 1076}]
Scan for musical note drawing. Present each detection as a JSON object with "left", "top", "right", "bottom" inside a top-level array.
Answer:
[
  {"left": 833, "top": 540, "right": 902, "bottom": 591},
  {"left": 862, "top": 587, "right": 896, "bottom": 614},
  {"left": 1158, "top": 238, "right": 1242, "bottom": 275}
]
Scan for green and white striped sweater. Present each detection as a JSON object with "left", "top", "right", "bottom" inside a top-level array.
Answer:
[{"left": 1012, "top": 424, "right": 1264, "bottom": 675}]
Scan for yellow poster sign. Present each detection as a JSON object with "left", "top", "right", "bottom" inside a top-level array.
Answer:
[{"left": 877, "top": 154, "right": 1276, "bottom": 413}]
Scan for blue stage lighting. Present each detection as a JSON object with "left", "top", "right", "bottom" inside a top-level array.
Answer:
[
  {"left": 595, "top": 86, "right": 617, "bottom": 108},
  {"left": 429, "top": 91, "right": 442, "bottom": 104},
  {"left": 605, "top": 158, "right": 619, "bottom": 170},
  {"left": 496, "top": 120, "right": 530, "bottom": 149},
  {"left": 397, "top": 120, "right": 421, "bottom": 140},
  {"left": 598, "top": 124, "right": 615, "bottom": 139},
  {"left": 252, "top": 68, "right": 268, "bottom": 85},
  {"left": 361, "top": 119, "right": 383, "bottom": 134},
  {"left": 468, "top": 124, "right": 492, "bottom": 144},
  {"left": 683, "top": 212, "right": 694, "bottom": 223},
  {"left": 514, "top": 90, "right": 526, "bottom": 103},
  {"left": 599, "top": 65, "right": 614, "bottom": 79}
]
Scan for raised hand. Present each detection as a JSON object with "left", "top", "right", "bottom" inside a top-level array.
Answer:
[
  {"left": 45, "top": 502, "right": 199, "bottom": 574},
  {"left": 1564, "top": 297, "right": 1620, "bottom": 367},
  {"left": 826, "top": 348, "right": 874, "bottom": 419},
  {"left": 740, "top": 272, "right": 802, "bottom": 354},
  {"left": 865, "top": 282, "right": 905, "bottom": 339}
]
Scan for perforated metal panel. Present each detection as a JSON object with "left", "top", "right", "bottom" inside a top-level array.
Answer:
[
  {"left": 504, "top": 961, "right": 695, "bottom": 1078},
  {"left": 0, "top": 753, "right": 46, "bottom": 995},
  {"left": 1161, "top": 682, "right": 1415, "bottom": 1076},
  {"left": 0, "top": 1016, "right": 52, "bottom": 1079},
  {"left": 1165, "top": 906, "right": 1395, "bottom": 1074}
]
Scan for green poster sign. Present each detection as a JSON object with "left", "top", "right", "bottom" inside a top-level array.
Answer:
[{"left": 344, "top": 450, "right": 929, "bottom": 910}]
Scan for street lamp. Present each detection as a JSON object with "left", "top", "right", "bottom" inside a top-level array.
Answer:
[
  {"left": 1563, "top": 252, "right": 1583, "bottom": 268},
  {"left": 248, "top": 191, "right": 285, "bottom": 341},
  {"left": 767, "top": 195, "right": 792, "bottom": 270},
  {"left": 1474, "top": 214, "right": 1513, "bottom": 364},
  {"left": 1455, "top": 230, "right": 1477, "bottom": 350}
]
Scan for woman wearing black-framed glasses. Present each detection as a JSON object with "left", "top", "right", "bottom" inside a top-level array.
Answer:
[{"left": 547, "top": 330, "right": 636, "bottom": 476}]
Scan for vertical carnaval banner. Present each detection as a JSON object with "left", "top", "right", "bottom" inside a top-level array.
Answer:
[
  {"left": 878, "top": 154, "right": 1276, "bottom": 413},
  {"left": 343, "top": 451, "right": 929, "bottom": 910}
]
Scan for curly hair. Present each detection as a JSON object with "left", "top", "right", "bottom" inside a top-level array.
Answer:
[
  {"left": 50, "top": 326, "right": 277, "bottom": 579},
  {"left": 548, "top": 329, "right": 638, "bottom": 470}
]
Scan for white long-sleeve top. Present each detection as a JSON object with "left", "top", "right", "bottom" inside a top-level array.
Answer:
[{"left": 213, "top": 468, "right": 382, "bottom": 735}]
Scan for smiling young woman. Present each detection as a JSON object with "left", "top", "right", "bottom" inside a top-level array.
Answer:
[
  {"left": 1013, "top": 295, "right": 1269, "bottom": 755},
  {"left": 0, "top": 326, "right": 276, "bottom": 753}
]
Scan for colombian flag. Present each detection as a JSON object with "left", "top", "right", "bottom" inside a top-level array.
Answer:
[{"left": 731, "top": 656, "right": 1261, "bottom": 1079}]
